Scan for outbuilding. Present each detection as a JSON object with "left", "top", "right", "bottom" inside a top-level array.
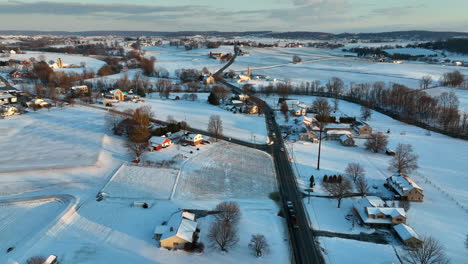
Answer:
[
  {"left": 393, "top": 224, "right": 423, "bottom": 248},
  {"left": 149, "top": 136, "right": 173, "bottom": 151}
]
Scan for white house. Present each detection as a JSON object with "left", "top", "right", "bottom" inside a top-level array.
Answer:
[
  {"left": 183, "top": 133, "right": 203, "bottom": 145},
  {"left": 292, "top": 107, "right": 306, "bottom": 116},
  {"left": 353, "top": 196, "right": 406, "bottom": 227}
]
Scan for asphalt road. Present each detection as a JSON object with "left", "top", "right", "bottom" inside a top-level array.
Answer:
[{"left": 217, "top": 50, "right": 324, "bottom": 263}]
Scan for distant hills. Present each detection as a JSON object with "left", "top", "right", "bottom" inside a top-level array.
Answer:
[{"left": 0, "top": 30, "right": 467, "bottom": 40}]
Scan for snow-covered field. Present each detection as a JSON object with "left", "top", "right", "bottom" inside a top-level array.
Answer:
[
  {"left": 0, "top": 105, "right": 287, "bottom": 264},
  {"left": 0, "top": 106, "right": 105, "bottom": 172},
  {"left": 0, "top": 51, "right": 106, "bottom": 74},
  {"left": 144, "top": 45, "right": 468, "bottom": 89},
  {"left": 285, "top": 96, "right": 468, "bottom": 263},
  {"left": 113, "top": 95, "right": 268, "bottom": 143},
  {"left": 173, "top": 142, "right": 277, "bottom": 200},
  {"left": 102, "top": 165, "right": 179, "bottom": 200}
]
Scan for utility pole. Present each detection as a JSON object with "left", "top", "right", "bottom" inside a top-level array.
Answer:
[{"left": 317, "top": 123, "right": 323, "bottom": 170}]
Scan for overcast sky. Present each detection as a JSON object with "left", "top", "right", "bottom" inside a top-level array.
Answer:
[{"left": 0, "top": 0, "right": 467, "bottom": 32}]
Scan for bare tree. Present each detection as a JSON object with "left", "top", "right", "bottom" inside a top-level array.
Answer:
[
  {"left": 248, "top": 234, "right": 269, "bottom": 257},
  {"left": 365, "top": 132, "right": 388, "bottom": 153},
  {"left": 389, "top": 143, "right": 419, "bottom": 173},
  {"left": 402, "top": 236, "right": 450, "bottom": 264},
  {"left": 26, "top": 256, "right": 47, "bottom": 264},
  {"left": 345, "top": 163, "right": 365, "bottom": 183},
  {"left": 208, "top": 220, "right": 239, "bottom": 252},
  {"left": 208, "top": 115, "right": 223, "bottom": 141},
  {"left": 360, "top": 106, "right": 372, "bottom": 121},
  {"left": 355, "top": 175, "right": 369, "bottom": 197},
  {"left": 214, "top": 201, "right": 241, "bottom": 225},
  {"left": 322, "top": 177, "right": 353, "bottom": 208},
  {"left": 420, "top": 75, "right": 433, "bottom": 89},
  {"left": 166, "top": 115, "right": 177, "bottom": 124},
  {"left": 312, "top": 97, "right": 332, "bottom": 117},
  {"left": 399, "top": 200, "right": 411, "bottom": 212},
  {"left": 105, "top": 111, "right": 123, "bottom": 133}
]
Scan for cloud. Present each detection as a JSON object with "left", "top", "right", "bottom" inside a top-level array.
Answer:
[
  {"left": 0, "top": 1, "right": 202, "bottom": 15},
  {"left": 292, "top": 0, "right": 346, "bottom": 6}
]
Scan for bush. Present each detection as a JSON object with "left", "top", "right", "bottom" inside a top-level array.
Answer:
[
  {"left": 339, "top": 116, "right": 356, "bottom": 123},
  {"left": 268, "top": 191, "right": 280, "bottom": 202}
]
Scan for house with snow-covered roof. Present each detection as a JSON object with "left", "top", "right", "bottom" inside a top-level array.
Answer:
[
  {"left": 183, "top": 133, "right": 203, "bottom": 146},
  {"left": 339, "top": 134, "right": 355, "bottom": 147},
  {"left": 386, "top": 173, "right": 424, "bottom": 202},
  {"left": 353, "top": 196, "right": 406, "bottom": 227},
  {"left": 149, "top": 136, "right": 172, "bottom": 151},
  {"left": 154, "top": 210, "right": 199, "bottom": 249}
]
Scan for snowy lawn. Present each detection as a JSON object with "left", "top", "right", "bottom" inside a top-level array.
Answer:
[
  {"left": 113, "top": 96, "right": 268, "bottom": 143},
  {"left": 319, "top": 237, "right": 400, "bottom": 264},
  {"left": 305, "top": 197, "right": 373, "bottom": 235},
  {"left": 173, "top": 142, "right": 277, "bottom": 200},
  {"left": 0, "top": 106, "right": 106, "bottom": 172},
  {"left": 17, "top": 199, "right": 289, "bottom": 264},
  {"left": 0, "top": 196, "right": 72, "bottom": 264},
  {"left": 101, "top": 164, "right": 179, "bottom": 200}
]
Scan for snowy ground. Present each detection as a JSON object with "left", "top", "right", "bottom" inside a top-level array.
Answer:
[
  {"left": 101, "top": 165, "right": 179, "bottom": 200},
  {"left": 0, "top": 105, "right": 287, "bottom": 264},
  {"left": 319, "top": 237, "right": 400, "bottom": 264},
  {"left": 0, "top": 106, "right": 106, "bottom": 172},
  {"left": 113, "top": 94, "right": 268, "bottom": 143},
  {"left": 0, "top": 51, "right": 106, "bottom": 74},
  {"left": 285, "top": 96, "right": 468, "bottom": 263},
  {"left": 143, "top": 45, "right": 468, "bottom": 89},
  {"left": 173, "top": 142, "right": 277, "bottom": 200}
]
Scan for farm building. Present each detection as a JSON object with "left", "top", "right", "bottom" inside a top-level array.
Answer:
[
  {"left": 71, "top": 85, "right": 89, "bottom": 93},
  {"left": 386, "top": 173, "right": 424, "bottom": 202},
  {"left": 295, "top": 115, "right": 315, "bottom": 127},
  {"left": 393, "top": 224, "right": 423, "bottom": 248},
  {"left": 183, "top": 133, "right": 203, "bottom": 146},
  {"left": 353, "top": 196, "right": 406, "bottom": 227},
  {"left": 149, "top": 136, "right": 173, "bottom": 151},
  {"left": 326, "top": 130, "right": 352, "bottom": 140},
  {"left": 299, "top": 132, "right": 318, "bottom": 143},
  {"left": 292, "top": 107, "right": 306, "bottom": 116},
  {"left": 353, "top": 121, "right": 372, "bottom": 135},
  {"left": 154, "top": 211, "right": 198, "bottom": 249},
  {"left": 339, "top": 134, "right": 355, "bottom": 146}
]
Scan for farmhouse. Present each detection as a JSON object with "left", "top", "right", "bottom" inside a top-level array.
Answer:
[
  {"left": 295, "top": 115, "right": 315, "bottom": 127},
  {"left": 154, "top": 211, "right": 198, "bottom": 249},
  {"left": 71, "top": 85, "right": 89, "bottom": 93},
  {"left": 299, "top": 132, "right": 318, "bottom": 143},
  {"left": 0, "top": 92, "right": 17, "bottom": 105},
  {"left": 393, "top": 224, "right": 423, "bottom": 248},
  {"left": 149, "top": 136, "right": 173, "bottom": 151},
  {"left": 386, "top": 173, "right": 424, "bottom": 202},
  {"left": 326, "top": 130, "right": 352, "bottom": 140},
  {"left": 352, "top": 121, "right": 372, "bottom": 135},
  {"left": 339, "top": 134, "right": 355, "bottom": 146},
  {"left": 183, "top": 133, "right": 203, "bottom": 146},
  {"left": 353, "top": 196, "right": 406, "bottom": 227},
  {"left": 292, "top": 106, "right": 306, "bottom": 116}
]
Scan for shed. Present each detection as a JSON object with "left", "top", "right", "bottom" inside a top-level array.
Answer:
[{"left": 393, "top": 224, "right": 422, "bottom": 248}]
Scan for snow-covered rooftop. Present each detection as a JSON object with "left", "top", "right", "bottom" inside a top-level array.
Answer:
[
  {"left": 393, "top": 224, "right": 420, "bottom": 241},
  {"left": 149, "top": 136, "right": 171, "bottom": 146},
  {"left": 387, "top": 174, "right": 423, "bottom": 196},
  {"left": 159, "top": 210, "right": 198, "bottom": 243}
]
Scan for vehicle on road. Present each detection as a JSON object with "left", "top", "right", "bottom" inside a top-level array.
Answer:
[
  {"left": 290, "top": 215, "right": 299, "bottom": 229},
  {"left": 280, "top": 147, "right": 284, "bottom": 152}
]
